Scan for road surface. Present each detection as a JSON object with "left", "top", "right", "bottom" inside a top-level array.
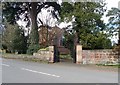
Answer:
[{"left": 2, "top": 58, "right": 118, "bottom": 83}]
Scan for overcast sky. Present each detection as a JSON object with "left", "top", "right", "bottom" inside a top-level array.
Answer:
[{"left": 102, "top": 0, "right": 120, "bottom": 23}]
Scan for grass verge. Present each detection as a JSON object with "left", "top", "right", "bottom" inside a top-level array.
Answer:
[
  {"left": 96, "top": 64, "right": 120, "bottom": 68},
  {"left": 1, "top": 53, "right": 48, "bottom": 64}
]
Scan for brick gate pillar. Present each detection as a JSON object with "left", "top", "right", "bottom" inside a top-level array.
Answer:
[
  {"left": 76, "top": 45, "right": 82, "bottom": 64},
  {"left": 49, "top": 46, "right": 54, "bottom": 63}
]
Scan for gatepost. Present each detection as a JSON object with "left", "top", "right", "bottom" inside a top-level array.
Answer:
[
  {"left": 49, "top": 46, "right": 54, "bottom": 63},
  {"left": 76, "top": 45, "right": 82, "bottom": 64}
]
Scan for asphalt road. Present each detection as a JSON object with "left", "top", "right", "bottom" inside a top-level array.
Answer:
[{"left": 2, "top": 58, "right": 118, "bottom": 83}]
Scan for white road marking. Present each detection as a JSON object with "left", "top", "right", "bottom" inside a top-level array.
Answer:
[
  {"left": 2, "top": 64, "right": 10, "bottom": 67},
  {"left": 21, "top": 68, "right": 60, "bottom": 78}
]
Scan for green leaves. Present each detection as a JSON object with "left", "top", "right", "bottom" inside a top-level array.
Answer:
[
  {"left": 106, "top": 7, "right": 120, "bottom": 43},
  {"left": 107, "top": 7, "right": 120, "bottom": 27},
  {"left": 60, "top": 2, "right": 111, "bottom": 49},
  {"left": 107, "top": 8, "right": 120, "bottom": 16},
  {"left": 2, "top": 21, "right": 27, "bottom": 53},
  {"left": 27, "top": 44, "right": 40, "bottom": 55},
  {"left": 60, "top": 2, "right": 74, "bottom": 22},
  {"left": 80, "top": 32, "right": 112, "bottom": 49},
  {"left": 2, "top": 2, "right": 22, "bottom": 24}
]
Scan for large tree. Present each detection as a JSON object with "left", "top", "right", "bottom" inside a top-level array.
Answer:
[
  {"left": 2, "top": 2, "right": 60, "bottom": 46},
  {"left": 106, "top": 7, "right": 120, "bottom": 55},
  {"left": 106, "top": 7, "right": 120, "bottom": 44},
  {"left": 60, "top": 2, "right": 108, "bottom": 49}
]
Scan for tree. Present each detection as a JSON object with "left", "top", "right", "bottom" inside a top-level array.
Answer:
[
  {"left": 63, "top": 30, "right": 74, "bottom": 50},
  {"left": 2, "top": 2, "right": 61, "bottom": 53},
  {"left": 79, "top": 31, "right": 112, "bottom": 49},
  {"left": 2, "top": 21, "right": 27, "bottom": 53},
  {"left": 12, "top": 27, "right": 27, "bottom": 53},
  {"left": 60, "top": 2, "right": 107, "bottom": 49},
  {"left": 106, "top": 7, "right": 120, "bottom": 55},
  {"left": 3, "top": 2, "right": 60, "bottom": 54},
  {"left": 106, "top": 7, "right": 120, "bottom": 44}
]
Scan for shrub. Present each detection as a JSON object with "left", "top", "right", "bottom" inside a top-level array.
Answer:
[{"left": 27, "top": 44, "right": 40, "bottom": 55}]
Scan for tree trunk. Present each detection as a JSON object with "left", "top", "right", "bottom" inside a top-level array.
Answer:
[{"left": 29, "top": 2, "right": 39, "bottom": 45}]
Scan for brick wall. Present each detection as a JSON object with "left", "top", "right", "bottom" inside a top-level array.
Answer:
[
  {"left": 33, "top": 46, "right": 54, "bottom": 62},
  {"left": 82, "top": 49, "right": 119, "bottom": 64},
  {"left": 33, "top": 50, "right": 50, "bottom": 61}
]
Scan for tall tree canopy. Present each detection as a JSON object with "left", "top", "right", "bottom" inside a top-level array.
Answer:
[
  {"left": 2, "top": 2, "right": 61, "bottom": 45},
  {"left": 2, "top": 1, "right": 112, "bottom": 51},
  {"left": 60, "top": 2, "right": 111, "bottom": 49},
  {"left": 106, "top": 7, "right": 120, "bottom": 55},
  {"left": 106, "top": 7, "right": 120, "bottom": 44}
]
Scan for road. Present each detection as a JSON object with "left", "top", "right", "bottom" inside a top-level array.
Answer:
[{"left": 2, "top": 58, "right": 118, "bottom": 83}]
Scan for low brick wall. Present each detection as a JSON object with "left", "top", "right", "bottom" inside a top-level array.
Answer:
[
  {"left": 33, "top": 51, "right": 50, "bottom": 61},
  {"left": 82, "top": 49, "right": 119, "bottom": 64},
  {"left": 33, "top": 46, "right": 54, "bottom": 62},
  {"left": 0, "top": 49, "right": 6, "bottom": 53},
  {"left": 2, "top": 46, "right": 54, "bottom": 63}
]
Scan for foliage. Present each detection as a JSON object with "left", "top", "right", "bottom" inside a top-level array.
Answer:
[
  {"left": 106, "top": 7, "right": 120, "bottom": 44},
  {"left": 2, "top": 2, "right": 61, "bottom": 48},
  {"left": 106, "top": 8, "right": 120, "bottom": 32},
  {"left": 2, "top": 2, "right": 112, "bottom": 51},
  {"left": 60, "top": 2, "right": 111, "bottom": 49},
  {"left": 80, "top": 32, "right": 112, "bottom": 49},
  {"left": 1, "top": 44, "right": 7, "bottom": 50},
  {"left": 27, "top": 44, "right": 40, "bottom": 55},
  {"left": 12, "top": 27, "right": 27, "bottom": 53},
  {"left": 2, "top": 22, "right": 16, "bottom": 52},
  {"left": 63, "top": 31, "right": 74, "bottom": 50},
  {"left": 60, "top": 54, "right": 72, "bottom": 60},
  {"left": 2, "top": 2, "right": 60, "bottom": 25},
  {"left": 2, "top": 21, "right": 27, "bottom": 53},
  {"left": 38, "top": 47, "right": 49, "bottom": 51},
  {"left": 106, "top": 7, "right": 120, "bottom": 55}
]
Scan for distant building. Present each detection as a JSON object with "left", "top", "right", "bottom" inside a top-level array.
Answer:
[{"left": 38, "top": 25, "right": 64, "bottom": 47}]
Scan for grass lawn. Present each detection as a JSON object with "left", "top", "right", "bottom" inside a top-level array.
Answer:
[{"left": 96, "top": 64, "right": 120, "bottom": 68}]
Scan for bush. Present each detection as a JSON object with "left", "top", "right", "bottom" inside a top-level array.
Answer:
[
  {"left": 1, "top": 44, "right": 7, "bottom": 50},
  {"left": 60, "top": 54, "right": 72, "bottom": 59},
  {"left": 27, "top": 44, "right": 40, "bottom": 55},
  {"left": 39, "top": 47, "right": 49, "bottom": 51}
]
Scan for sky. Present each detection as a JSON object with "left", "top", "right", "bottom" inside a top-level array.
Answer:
[
  {"left": 102, "top": 0, "right": 120, "bottom": 23},
  {"left": 106, "top": 0, "right": 120, "bottom": 9}
]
